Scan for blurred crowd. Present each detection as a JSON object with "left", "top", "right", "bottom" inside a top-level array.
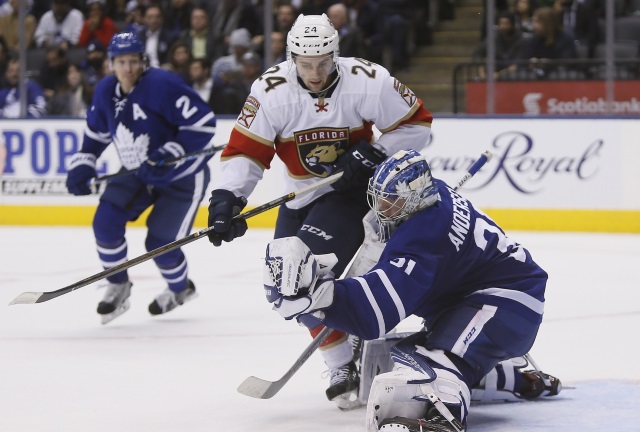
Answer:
[
  {"left": 0, "top": 0, "right": 428, "bottom": 119},
  {"left": 473, "top": 0, "right": 640, "bottom": 79}
]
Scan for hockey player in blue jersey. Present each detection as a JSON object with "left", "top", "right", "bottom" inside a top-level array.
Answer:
[
  {"left": 263, "top": 149, "right": 561, "bottom": 431},
  {"left": 65, "top": 32, "right": 217, "bottom": 324}
]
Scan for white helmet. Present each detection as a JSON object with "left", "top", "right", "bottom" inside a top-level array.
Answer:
[{"left": 286, "top": 14, "right": 340, "bottom": 62}]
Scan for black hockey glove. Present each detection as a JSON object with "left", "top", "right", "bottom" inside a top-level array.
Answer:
[
  {"left": 137, "top": 142, "right": 185, "bottom": 188},
  {"left": 331, "top": 141, "right": 386, "bottom": 192},
  {"left": 66, "top": 152, "right": 97, "bottom": 196},
  {"left": 207, "top": 189, "right": 248, "bottom": 247}
]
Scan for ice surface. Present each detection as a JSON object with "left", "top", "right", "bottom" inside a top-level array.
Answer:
[{"left": 1, "top": 227, "right": 639, "bottom": 431}]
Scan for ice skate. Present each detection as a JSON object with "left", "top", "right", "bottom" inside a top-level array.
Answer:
[
  {"left": 378, "top": 407, "right": 465, "bottom": 432},
  {"left": 518, "top": 368, "right": 562, "bottom": 399},
  {"left": 148, "top": 279, "right": 197, "bottom": 315},
  {"left": 97, "top": 281, "right": 132, "bottom": 325},
  {"left": 326, "top": 360, "right": 361, "bottom": 410}
]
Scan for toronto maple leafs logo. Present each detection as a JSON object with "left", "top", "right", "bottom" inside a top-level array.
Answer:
[{"left": 113, "top": 123, "right": 150, "bottom": 170}]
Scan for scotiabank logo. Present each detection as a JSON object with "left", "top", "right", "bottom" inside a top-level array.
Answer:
[
  {"left": 547, "top": 97, "right": 640, "bottom": 114},
  {"left": 523, "top": 92, "right": 640, "bottom": 114},
  {"left": 523, "top": 93, "right": 543, "bottom": 115}
]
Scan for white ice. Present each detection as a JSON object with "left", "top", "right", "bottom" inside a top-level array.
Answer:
[{"left": 1, "top": 227, "right": 639, "bottom": 432}]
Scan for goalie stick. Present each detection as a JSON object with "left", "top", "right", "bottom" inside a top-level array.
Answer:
[
  {"left": 236, "top": 150, "right": 494, "bottom": 400},
  {"left": 8, "top": 171, "right": 344, "bottom": 306},
  {"left": 237, "top": 326, "right": 333, "bottom": 399}
]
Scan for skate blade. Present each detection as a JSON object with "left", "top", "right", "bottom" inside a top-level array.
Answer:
[
  {"left": 334, "top": 389, "right": 364, "bottom": 411},
  {"left": 100, "top": 300, "right": 130, "bottom": 325}
]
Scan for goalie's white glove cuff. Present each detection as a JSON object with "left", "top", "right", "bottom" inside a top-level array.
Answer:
[{"left": 272, "top": 279, "right": 335, "bottom": 321}]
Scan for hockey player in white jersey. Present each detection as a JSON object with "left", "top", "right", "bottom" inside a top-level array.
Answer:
[
  {"left": 263, "top": 150, "right": 561, "bottom": 431},
  {"left": 65, "top": 32, "right": 217, "bottom": 324},
  {"left": 206, "top": 14, "right": 433, "bottom": 407}
]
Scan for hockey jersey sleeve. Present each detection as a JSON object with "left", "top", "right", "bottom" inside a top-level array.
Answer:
[
  {"left": 359, "top": 65, "right": 433, "bottom": 156},
  {"left": 81, "top": 77, "right": 115, "bottom": 157},
  {"left": 214, "top": 77, "right": 280, "bottom": 197},
  {"left": 321, "top": 226, "right": 450, "bottom": 340}
]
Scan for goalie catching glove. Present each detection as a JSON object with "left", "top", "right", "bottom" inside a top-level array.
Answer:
[{"left": 263, "top": 237, "right": 337, "bottom": 327}]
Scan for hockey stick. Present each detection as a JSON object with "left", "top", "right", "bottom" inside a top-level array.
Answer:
[
  {"left": 236, "top": 150, "right": 493, "bottom": 400},
  {"left": 237, "top": 326, "right": 333, "bottom": 399},
  {"left": 89, "top": 144, "right": 227, "bottom": 186},
  {"left": 8, "top": 172, "right": 344, "bottom": 306}
]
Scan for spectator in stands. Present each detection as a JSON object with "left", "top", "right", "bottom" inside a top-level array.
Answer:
[
  {"left": 122, "top": 2, "right": 145, "bottom": 35},
  {"left": 81, "top": 39, "right": 107, "bottom": 101},
  {"left": 275, "top": 3, "right": 298, "bottom": 34},
  {"left": 0, "top": 36, "right": 9, "bottom": 89},
  {"left": 376, "top": 0, "right": 413, "bottom": 72},
  {"left": 164, "top": 0, "right": 193, "bottom": 36},
  {"left": 211, "top": 28, "right": 252, "bottom": 83},
  {"left": 209, "top": 0, "right": 262, "bottom": 60},
  {"left": 138, "top": 4, "right": 177, "bottom": 68},
  {"left": 34, "top": 0, "right": 84, "bottom": 49},
  {"left": 552, "top": 0, "right": 600, "bottom": 58},
  {"left": 473, "top": 11, "right": 526, "bottom": 78},
  {"left": 189, "top": 57, "right": 214, "bottom": 108},
  {"left": 300, "top": 0, "right": 338, "bottom": 15},
  {"left": 480, "top": 0, "right": 511, "bottom": 41},
  {"left": 47, "top": 63, "right": 90, "bottom": 116},
  {"left": 38, "top": 45, "right": 69, "bottom": 100},
  {"left": 0, "top": 0, "right": 36, "bottom": 51},
  {"left": 0, "top": 57, "right": 46, "bottom": 118},
  {"left": 513, "top": 0, "right": 537, "bottom": 39},
  {"left": 78, "top": 0, "right": 117, "bottom": 48},
  {"left": 327, "top": 3, "right": 368, "bottom": 58},
  {"left": 180, "top": 5, "right": 216, "bottom": 60},
  {"left": 161, "top": 40, "right": 192, "bottom": 83},
  {"left": 516, "top": 6, "right": 577, "bottom": 78},
  {"left": 342, "top": 0, "right": 384, "bottom": 65},
  {"left": 210, "top": 50, "right": 262, "bottom": 115},
  {"left": 270, "top": 31, "right": 286, "bottom": 66}
]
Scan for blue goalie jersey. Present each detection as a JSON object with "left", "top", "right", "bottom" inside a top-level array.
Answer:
[
  {"left": 81, "top": 67, "right": 216, "bottom": 179},
  {"left": 322, "top": 179, "right": 548, "bottom": 340}
]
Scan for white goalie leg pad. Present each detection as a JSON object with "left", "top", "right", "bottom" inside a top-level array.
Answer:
[
  {"left": 366, "top": 368, "right": 469, "bottom": 432},
  {"left": 366, "top": 355, "right": 470, "bottom": 432},
  {"left": 345, "top": 210, "right": 386, "bottom": 278},
  {"left": 357, "top": 332, "right": 414, "bottom": 405},
  {"left": 471, "top": 356, "right": 529, "bottom": 403},
  {"left": 366, "top": 369, "right": 430, "bottom": 432}
]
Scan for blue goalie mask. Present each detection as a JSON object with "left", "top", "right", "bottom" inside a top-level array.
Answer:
[
  {"left": 367, "top": 149, "right": 439, "bottom": 233},
  {"left": 107, "top": 32, "right": 144, "bottom": 59}
]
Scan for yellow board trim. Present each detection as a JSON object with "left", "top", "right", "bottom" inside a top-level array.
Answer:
[{"left": 0, "top": 206, "right": 639, "bottom": 233}]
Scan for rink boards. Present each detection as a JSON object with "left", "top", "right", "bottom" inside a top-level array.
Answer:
[{"left": 1, "top": 117, "right": 639, "bottom": 233}]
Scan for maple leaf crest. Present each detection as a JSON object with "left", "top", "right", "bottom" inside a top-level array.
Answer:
[{"left": 113, "top": 123, "right": 150, "bottom": 170}]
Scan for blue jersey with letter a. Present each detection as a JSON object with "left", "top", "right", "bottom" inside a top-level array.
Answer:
[
  {"left": 322, "top": 179, "right": 548, "bottom": 340},
  {"left": 81, "top": 68, "right": 216, "bottom": 179}
]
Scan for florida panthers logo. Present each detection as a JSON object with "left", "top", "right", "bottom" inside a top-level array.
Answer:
[
  {"left": 305, "top": 142, "right": 345, "bottom": 176},
  {"left": 295, "top": 128, "right": 349, "bottom": 177}
]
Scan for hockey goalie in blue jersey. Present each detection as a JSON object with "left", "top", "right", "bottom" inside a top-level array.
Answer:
[
  {"left": 264, "top": 149, "right": 561, "bottom": 431},
  {"left": 65, "top": 32, "right": 217, "bottom": 324}
]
